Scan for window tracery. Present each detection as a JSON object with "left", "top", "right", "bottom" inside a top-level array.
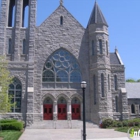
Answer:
[{"left": 42, "top": 49, "right": 81, "bottom": 84}]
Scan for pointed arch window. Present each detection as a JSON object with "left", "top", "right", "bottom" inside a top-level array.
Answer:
[
  {"left": 22, "top": 0, "right": 29, "bottom": 27},
  {"left": 92, "top": 40, "right": 94, "bottom": 55},
  {"left": 8, "top": 39, "right": 12, "bottom": 54},
  {"left": 106, "top": 41, "right": 108, "bottom": 55},
  {"left": 101, "top": 73, "right": 104, "bottom": 97},
  {"left": 131, "top": 104, "right": 135, "bottom": 114},
  {"left": 99, "top": 39, "right": 102, "bottom": 54},
  {"left": 93, "top": 75, "right": 96, "bottom": 104},
  {"left": 8, "top": 0, "right": 16, "bottom": 27},
  {"left": 60, "top": 16, "right": 63, "bottom": 25},
  {"left": 115, "top": 96, "right": 118, "bottom": 112},
  {"left": 42, "top": 49, "right": 82, "bottom": 88},
  {"left": 114, "top": 75, "right": 118, "bottom": 90},
  {"left": 8, "top": 78, "right": 22, "bottom": 112}
]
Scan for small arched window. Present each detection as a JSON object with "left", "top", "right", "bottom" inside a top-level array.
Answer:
[
  {"left": 131, "top": 104, "right": 135, "bottom": 114},
  {"left": 8, "top": 39, "right": 12, "bottom": 54},
  {"left": 22, "top": 39, "right": 26, "bottom": 54},
  {"left": 99, "top": 39, "right": 102, "bottom": 54},
  {"left": 115, "top": 96, "right": 118, "bottom": 112},
  {"left": 60, "top": 16, "right": 63, "bottom": 25},
  {"left": 93, "top": 75, "right": 96, "bottom": 104},
  {"left": 114, "top": 75, "right": 118, "bottom": 90},
  {"left": 101, "top": 73, "right": 104, "bottom": 97},
  {"left": 8, "top": 78, "right": 22, "bottom": 112},
  {"left": 92, "top": 40, "right": 94, "bottom": 55},
  {"left": 106, "top": 41, "right": 108, "bottom": 55}
]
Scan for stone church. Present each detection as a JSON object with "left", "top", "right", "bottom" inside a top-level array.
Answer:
[{"left": 0, "top": 0, "right": 129, "bottom": 127}]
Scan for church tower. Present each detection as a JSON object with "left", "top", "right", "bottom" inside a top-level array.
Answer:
[
  {"left": 0, "top": 0, "right": 37, "bottom": 126},
  {"left": 87, "top": 1, "right": 113, "bottom": 123},
  {"left": 0, "top": 0, "right": 36, "bottom": 61}
]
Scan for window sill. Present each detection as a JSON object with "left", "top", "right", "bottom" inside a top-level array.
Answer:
[
  {"left": 21, "top": 54, "right": 26, "bottom": 56},
  {"left": 6, "top": 54, "right": 12, "bottom": 56}
]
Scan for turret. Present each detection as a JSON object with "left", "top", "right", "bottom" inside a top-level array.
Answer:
[{"left": 87, "top": 1, "right": 113, "bottom": 123}]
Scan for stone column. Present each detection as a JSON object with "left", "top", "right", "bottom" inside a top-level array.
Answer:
[
  {"left": 53, "top": 101, "right": 57, "bottom": 121},
  {"left": 67, "top": 100, "right": 71, "bottom": 120}
]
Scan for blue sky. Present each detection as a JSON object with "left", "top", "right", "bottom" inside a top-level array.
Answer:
[
  {"left": 37, "top": 0, "right": 140, "bottom": 80},
  {"left": 0, "top": 0, "right": 140, "bottom": 80}
]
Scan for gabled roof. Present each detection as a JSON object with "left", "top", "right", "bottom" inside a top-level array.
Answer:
[
  {"left": 126, "top": 83, "right": 140, "bottom": 99},
  {"left": 110, "top": 53, "right": 121, "bottom": 65},
  {"left": 88, "top": 1, "right": 108, "bottom": 26}
]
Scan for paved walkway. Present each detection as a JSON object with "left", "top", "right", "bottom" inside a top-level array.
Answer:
[{"left": 19, "top": 128, "right": 134, "bottom": 140}]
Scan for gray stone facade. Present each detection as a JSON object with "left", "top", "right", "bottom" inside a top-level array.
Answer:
[{"left": 0, "top": 0, "right": 129, "bottom": 127}]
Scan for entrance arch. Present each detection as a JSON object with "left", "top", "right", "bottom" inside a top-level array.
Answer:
[
  {"left": 58, "top": 97, "right": 67, "bottom": 120},
  {"left": 72, "top": 97, "right": 81, "bottom": 120},
  {"left": 43, "top": 97, "right": 53, "bottom": 120}
]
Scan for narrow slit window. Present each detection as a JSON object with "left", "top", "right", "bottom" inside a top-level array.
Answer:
[
  {"left": 92, "top": 40, "right": 94, "bottom": 55},
  {"left": 115, "top": 96, "right": 118, "bottom": 112},
  {"left": 99, "top": 39, "right": 102, "bottom": 54},
  {"left": 108, "top": 74, "right": 110, "bottom": 90},
  {"left": 22, "top": 39, "right": 26, "bottom": 54},
  {"left": 93, "top": 75, "right": 96, "bottom": 104},
  {"left": 60, "top": 16, "right": 63, "bottom": 25},
  {"left": 106, "top": 41, "right": 108, "bottom": 55},
  {"left": 8, "top": 0, "right": 16, "bottom": 27},
  {"left": 8, "top": 39, "right": 12, "bottom": 54},
  {"left": 114, "top": 75, "right": 118, "bottom": 90},
  {"left": 101, "top": 73, "right": 104, "bottom": 97}
]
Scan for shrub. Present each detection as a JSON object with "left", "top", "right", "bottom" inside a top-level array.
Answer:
[
  {"left": 122, "top": 120, "right": 128, "bottom": 127},
  {"left": 128, "top": 120, "right": 135, "bottom": 127},
  {"left": 133, "top": 118, "right": 140, "bottom": 126},
  {"left": 0, "top": 119, "right": 17, "bottom": 123},
  {"left": 102, "top": 118, "right": 113, "bottom": 128},
  {"left": 113, "top": 120, "right": 122, "bottom": 127},
  {"left": 0, "top": 121, "right": 23, "bottom": 131}
]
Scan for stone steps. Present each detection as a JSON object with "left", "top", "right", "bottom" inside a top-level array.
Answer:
[{"left": 28, "top": 120, "right": 98, "bottom": 129}]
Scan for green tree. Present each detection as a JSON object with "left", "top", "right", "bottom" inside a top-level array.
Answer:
[
  {"left": 137, "top": 79, "right": 140, "bottom": 82},
  {"left": 126, "top": 79, "right": 136, "bottom": 82},
  {"left": 0, "top": 56, "right": 13, "bottom": 113}
]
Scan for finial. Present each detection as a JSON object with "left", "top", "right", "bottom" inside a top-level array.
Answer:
[
  {"left": 60, "top": 0, "right": 63, "bottom": 5},
  {"left": 115, "top": 46, "right": 118, "bottom": 52}
]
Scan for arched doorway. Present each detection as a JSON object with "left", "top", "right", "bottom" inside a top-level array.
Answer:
[
  {"left": 58, "top": 97, "right": 67, "bottom": 120},
  {"left": 72, "top": 97, "right": 81, "bottom": 120},
  {"left": 43, "top": 97, "right": 53, "bottom": 120}
]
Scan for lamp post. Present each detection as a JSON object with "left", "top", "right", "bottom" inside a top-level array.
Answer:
[{"left": 81, "top": 81, "right": 87, "bottom": 140}]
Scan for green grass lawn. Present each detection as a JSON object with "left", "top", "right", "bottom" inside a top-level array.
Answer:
[
  {"left": 0, "top": 130, "right": 22, "bottom": 140},
  {"left": 115, "top": 127, "right": 140, "bottom": 133}
]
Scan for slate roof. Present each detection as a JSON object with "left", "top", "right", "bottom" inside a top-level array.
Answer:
[
  {"left": 126, "top": 83, "right": 140, "bottom": 99},
  {"left": 88, "top": 1, "right": 108, "bottom": 26},
  {"left": 110, "top": 53, "right": 121, "bottom": 64}
]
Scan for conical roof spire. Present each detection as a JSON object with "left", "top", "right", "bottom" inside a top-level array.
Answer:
[{"left": 88, "top": 1, "right": 108, "bottom": 26}]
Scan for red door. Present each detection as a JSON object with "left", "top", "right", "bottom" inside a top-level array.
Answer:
[
  {"left": 58, "top": 104, "right": 67, "bottom": 120},
  {"left": 43, "top": 104, "right": 53, "bottom": 120},
  {"left": 72, "top": 104, "right": 80, "bottom": 120}
]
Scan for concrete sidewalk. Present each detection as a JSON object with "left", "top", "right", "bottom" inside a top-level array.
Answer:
[{"left": 19, "top": 128, "right": 132, "bottom": 140}]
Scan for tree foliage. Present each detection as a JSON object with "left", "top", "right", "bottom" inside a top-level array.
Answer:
[
  {"left": 126, "top": 79, "right": 136, "bottom": 82},
  {"left": 0, "top": 56, "right": 13, "bottom": 113},
  {"left": 126, "top": 79, "right": 140, "bottom": 82}
]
